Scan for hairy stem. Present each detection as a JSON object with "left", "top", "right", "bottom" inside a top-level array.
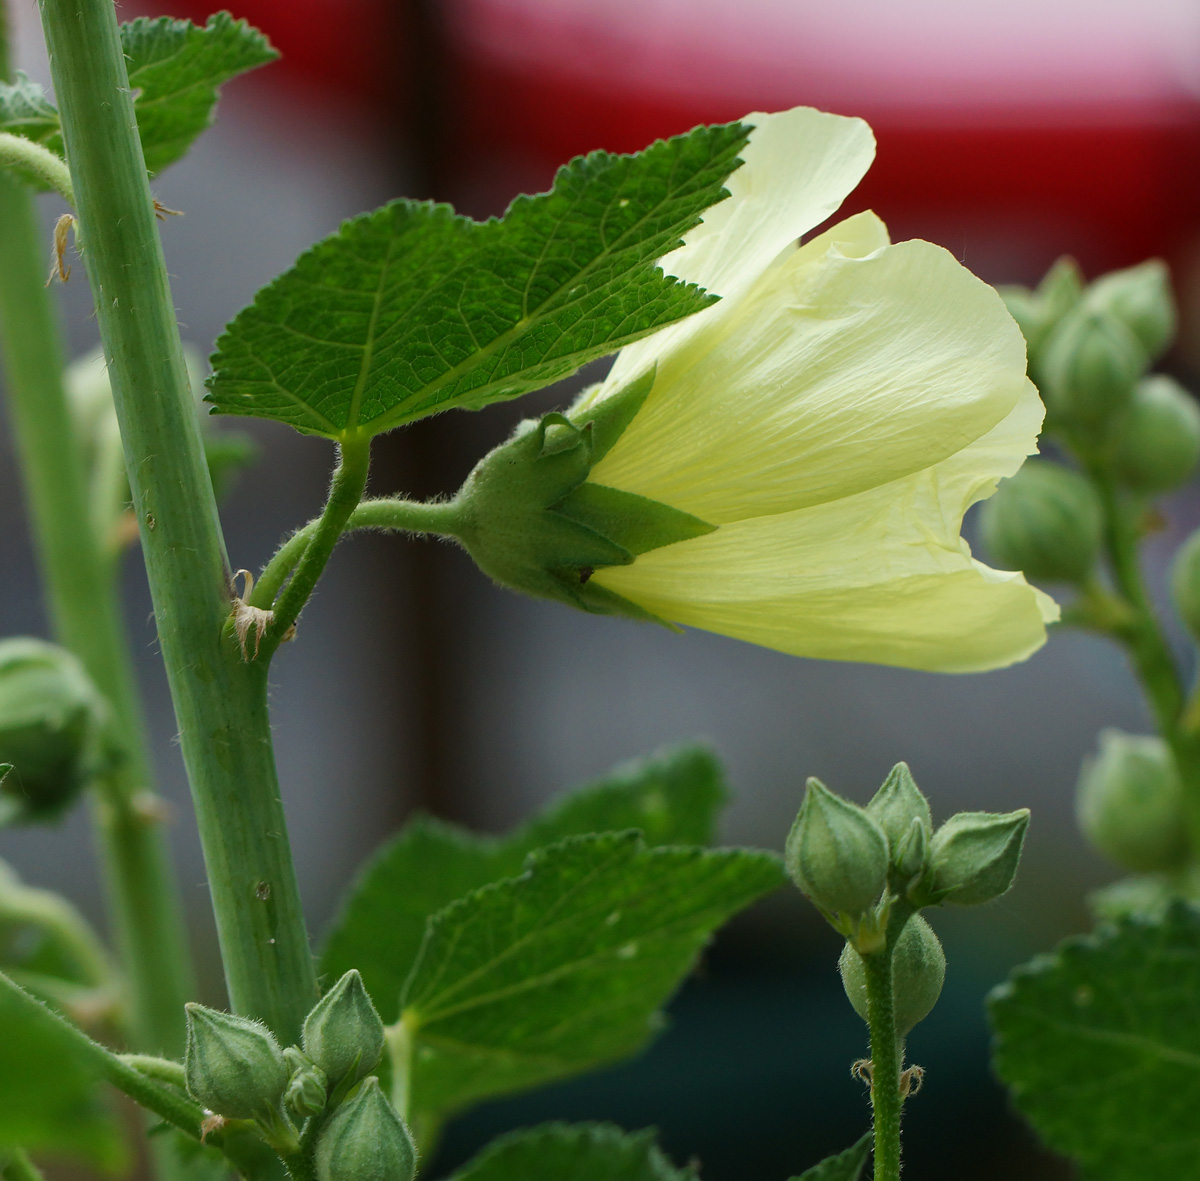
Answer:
[
  {"left": 251, "top": 496, "right": 464, "bottom": 611},
  {"left": 0, "top": 131, "right": 73, "bottom": 204},
  {"left": 39, "top": 0, "right": 318, "bottom": 1040},
  {"left": 861, "top": 911, "right": 908, "bottom": 1181},
  {"left": 0, "top": 3, "right": 193, "bottom": 1067}
]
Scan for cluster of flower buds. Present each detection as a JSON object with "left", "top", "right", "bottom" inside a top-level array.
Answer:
[
  {"left": 184, "top": 970, "right": 414, "bottom": 1181},
  {"left": 786, "top": 764, "right": 1028, "bottom": 1034},
  {"left": 980, "top": 258, "right": 1195, "bottom": 589},
  {"left": 0, "top": 638, "right": 110, "bottom": 827},
  {"left": 1076, "top": 730, "right": 1189, "bottom": 875}
]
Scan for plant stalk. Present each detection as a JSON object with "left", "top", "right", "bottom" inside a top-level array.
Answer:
[
  {"left": 1, "top": 1149, "right": 45, "bottom": 1181},
  {"left": 0, "top": 5, "right": 193, "bottom": 1064},
  {"left": 862, "top": 939, "right": 904, "bottom": 1181},
  {"left": 38, "top": 0, "right": 318, "bottom": 1040}
]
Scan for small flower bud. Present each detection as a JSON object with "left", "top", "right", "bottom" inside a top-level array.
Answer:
[
  {"left": 1040, "top": 308, "right": 1146, "bottom": 428},
  {"left": 925, "top": 809, "right": 1030, "bottom": 906},
  {"left": 977, "top": 459, "right": 1102, "bottom": 586},
  {"left": 314, "top": 1077, "right": 416, "bottom": 1181},
  {"left": 1076, "top": 731, "right": 1188, "bottom": 873},
  {"left": 285, "top": 1061, "right": 328, "bottom": 1118},
  {"left": 0, "top": 638, "right": 108, "bottom": 826},
  {"left": 893, "top": 817, "right": 931, "bottom": 883},
  {"left": 302, "top": 970, "right": 385, "bottom": 1088},
  {"left": 1085, "top": 260, "right": 1176, "bottom": 361},
  {"left": 838, "top": 914, "right": 946, "bottom": 1037},
  {"left": 1110, "top": 376, "right": 1200, "bottom": 495},
  {"left": 1000, "top": 257, "right": 1084, "bottom": 364},
  {"left": 866, "top": 762, "right": 932, "bottom": 855},
  {"left": 785, "top": 779, "right": 889, "bottom": 919},
  {"left": 1170, "top": 530, "right": 1200, "bottom": 642},
  {"left": 184, "top": 1003, "right": 288, "bottom": 1120}
]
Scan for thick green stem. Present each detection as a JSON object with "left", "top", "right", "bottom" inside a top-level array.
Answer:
[
  {"left": 0, "top": 8, "right": 192, "bottom": 1065},
  {"left": 250, "top": 496, "right": 464, "bottom": 611},
  {"left": 1091, "top": 474, "right": 1200, "bottom": 847},
  {"left": 38, "top": 0, "right": 318, "bottom": 1040},
  {"left": 862, "top": 947, "right": 903, "bottom": 1181}
]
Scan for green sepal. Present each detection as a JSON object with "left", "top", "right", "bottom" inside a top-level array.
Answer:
[
  {"left": 553, "top": 482, "right": 715, "bottom": 557},
  {"left": 866, "top": 762, "right": 932, "bottom": 854},
  {"left": 568, "top": 367, "right": 656, "bottom": 463}
]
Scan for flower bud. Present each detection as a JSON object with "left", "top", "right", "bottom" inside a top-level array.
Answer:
[
  {"left": 925, "top": 809, "right": 1030, "bottom": 906},
  {"left": 977, "top": 459, "right": 1102, "bottom": 585},
  {"left": 785, "top": 779, "right": 888, "bottom": 918},
  {"left": 1000, "top": 257, "right": 1083, "bottom": 364},
  {"left": 285, "top": 1061, "right": 328, "bottom": 1118},
  {"left": 866, "top": 762, "right": 932, "bottom": 856},
  {"left": 314, "top": 1077, "right": 416, "bottom": 1181},
  {"left": 1085, "top": 260, "right": 1176, "bottom": 361},
  {"left": 838, "top": 914, "right": 946, "bottom": 1037},
  {"left": 1040, "top": 308, "right": 1146, "bottom": 428},
  {"left": 893, "top": 817, "right": 931, "bottom": 883},
  {"left": 1076, "top": 731, "right": 1188, "bottom": 873},
  {"left": 1170, "top": 530, "right": 1200, "bottom": 643},
  {"left": 0, "top": 638, "right": 108, "bottom": 826},
  {"left": 184, "top": 1003, "right": 288, "bottom": 1120},
  {"left": 302, "top": 970, "right": 384, "bottom": 1088},
  {"left": 1110, "top": 375, "right": 1200, "bottom": 495}
]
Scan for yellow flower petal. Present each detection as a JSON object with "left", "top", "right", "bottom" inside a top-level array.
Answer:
[
  {"left": 591, "top": 215, "right": 1029, "bottom": 523},
  {"left": 600, "top": 106, "right": 876, "bottom": 395},
  {"left": 593, "top": 381, "right": 1057, "bottom": 673}
]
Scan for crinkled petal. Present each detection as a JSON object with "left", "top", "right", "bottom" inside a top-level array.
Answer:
[
  {"left": 592, "top": 381, "right": 1057, "bottom": 673},
  {"left": 599, "top": 106, "right": 876, "bottom": 394},
  {"left": 591, "top": 214, "right": 1030, "bottom": 523}
]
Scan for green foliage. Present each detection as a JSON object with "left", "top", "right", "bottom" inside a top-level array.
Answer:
[
  {"left": 989, "top": 904, "right": 1200, "bottom": 1179},
  {"left": 0, "top": 982, "right": 126, "bottom": 1170},
  {"left": 205, "top": 122, "right": 749, "bottom": 438},
  {"left": 319, "top": 744, "right": 728, "bottom": 1020},
  {"left": 0, "top": 14, "right": 274, "bottom": 178},
  {"left": 791, "top": 1134, "right": 872, "bottom": 1181},
  {"left": 399, "top": 831, "right": 783, "bottom": 1126},
  {"left": 447, "top": 1123, "right": 694, "bottom": 1181}
]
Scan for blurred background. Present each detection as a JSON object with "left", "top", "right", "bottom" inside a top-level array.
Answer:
[{"left": 3, "top": 0, "right": 1200, "bottom": 1176}]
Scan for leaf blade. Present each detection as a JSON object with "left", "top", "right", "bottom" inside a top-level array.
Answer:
[
  {"left": 206, "top": 122, "right": 750, "bottom": 438},
  {"left": 988, "top": 903, "right": 1200, "bottom": 1180},
  {"left": 791, "top": 1134, "right": 872, "bottom": 1181}
]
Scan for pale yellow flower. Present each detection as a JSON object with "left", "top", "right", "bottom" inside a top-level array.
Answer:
[{"left": 575, "top": 106, "right": 1058, "bottom": 673}]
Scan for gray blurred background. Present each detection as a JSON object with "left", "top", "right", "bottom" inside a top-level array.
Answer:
[{"left": 3, "top": 0, "right": 1200, "bottom": 1176}]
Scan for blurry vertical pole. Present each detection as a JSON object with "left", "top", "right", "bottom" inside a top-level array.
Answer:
[
  {"left": 381, "top": 0, "right": 470, "bottom": 820},
  {"left": 0, "top": 0, "right": 195, "bottom": 1059}
]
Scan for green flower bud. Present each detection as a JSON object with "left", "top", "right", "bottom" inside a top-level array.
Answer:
[
  {"left": 925, "top": 809, "right": 1030, "bottom": 906},
  {"left": 0, "top": 638, "right": 108, "bottom": 826},
  {"left": 893, "top": 816, "right": 931, "bottom": 883},
  {"left": 1040, "top": 307, "right": 1146, "bottom": 428},
  {"left": 866, "top": 762, "right": 933, "bottom": 855},
  {"left": 184, "top": 1003, "right": 288, "bottom": 1120},
  {"left": 302, "top": 970, "right": 384, "bottom": 1088},
  {"left": 1000, "top": 257, "right": 1083, "bottom": 363},
  {"left": 1037, "top": 256, "right": 1086, "bottom": 323},
  {"left": 1076, "top": 731, "right": 1188, "bottom": 873},
  {"left": 314, "top": 1077, "right": 416, "bottom": 1181},
  {"left": 1170, "top": 530, "right": 1200, "bottom": 642},
  {"left": 1110, "top": 375, "right": 1200, "bottom": 494},
  {"left": 838, "top": 914, "right": 946, "bottom": 1036},
  {"left": 977, "top": 459, "right": 1102, "bottom": 585},
  {"left": 1085, "top": 260, "right": 1176, "bottom": 361},
  {"left": 284, "top": 1058, "right": 328, "bottom": 1119},
  {"left": 785, "top": 779, "right": 889, "bottom": 918}
]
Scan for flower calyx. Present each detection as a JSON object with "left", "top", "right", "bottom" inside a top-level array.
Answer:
[
  {"left": 912, "top": 808, "right": 1030, "bottom": 908},
  {"left": 313, "top": 1076, "right": 417, "bottom": 1181},
  {"left": 282, "top": 1046, "right": 328, "bottom": 1119},
  {"left": 302, "top": 969, "right": 384, "bottom": 1094},
  {"left": 839, "top": 913, "right": 946, "bottom": 1037},
  {"left": 449, "top": 368, "right": 715, "bottom": 624},
  {"left": 184, "top": 1004, "right": 290, "bottom": 1129}
]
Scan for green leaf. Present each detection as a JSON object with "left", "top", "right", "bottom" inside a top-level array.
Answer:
[
  {"left": 989, "top": 903, "right": 1200, "bottom": 1179},
  {"left": 447, "top": 1123, "right": 693, "bottom": 1181},
  {"left": 399, "top": 831, "right": 783, "bottom": 1127},
  {"left": 0, "top": 983, "right": 126, "bottom": 1170},
  {"left": 0, "top": 15, "right": 275, "bottom": 178},
  {"left": 120, "top": 13, "right": 278, "bottom": 175},
  {"left": 791, "top": 1135, "right": 872, "bottom": 1181},
  {"left": 205, "top": 121, "right": 749, "bottom": 439},
  {"left": 0, "top": 73, "right": 59, "bottom": 146},
  {"left": 319, "top": 744, "right": 729, "bottom": 1021}
]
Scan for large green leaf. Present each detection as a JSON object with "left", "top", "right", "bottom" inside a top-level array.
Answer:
[
  {"left": 399, "top": 832, "right": 783, "bottom": 1127},
  {"left": 0, "top": 14, "right": 275, "bottom": 178},
  {"left": 447, "top": 1123, "right": 693, "bottom": 1181},
  {"left": 205, "top": 122, "right": 749, "bottom": 439},
  {"left": 791, "top": 1135, "right": 871, "bottom": 1181},
  {"left": 0, "top": 981, "right": 126, "bottom": 1170},
  {"left": 319, "top": 744, "right": 728, "bottom": 1020},
  {"left": 989, "top": 904, "right": 1200, "bottom": 1180}
]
